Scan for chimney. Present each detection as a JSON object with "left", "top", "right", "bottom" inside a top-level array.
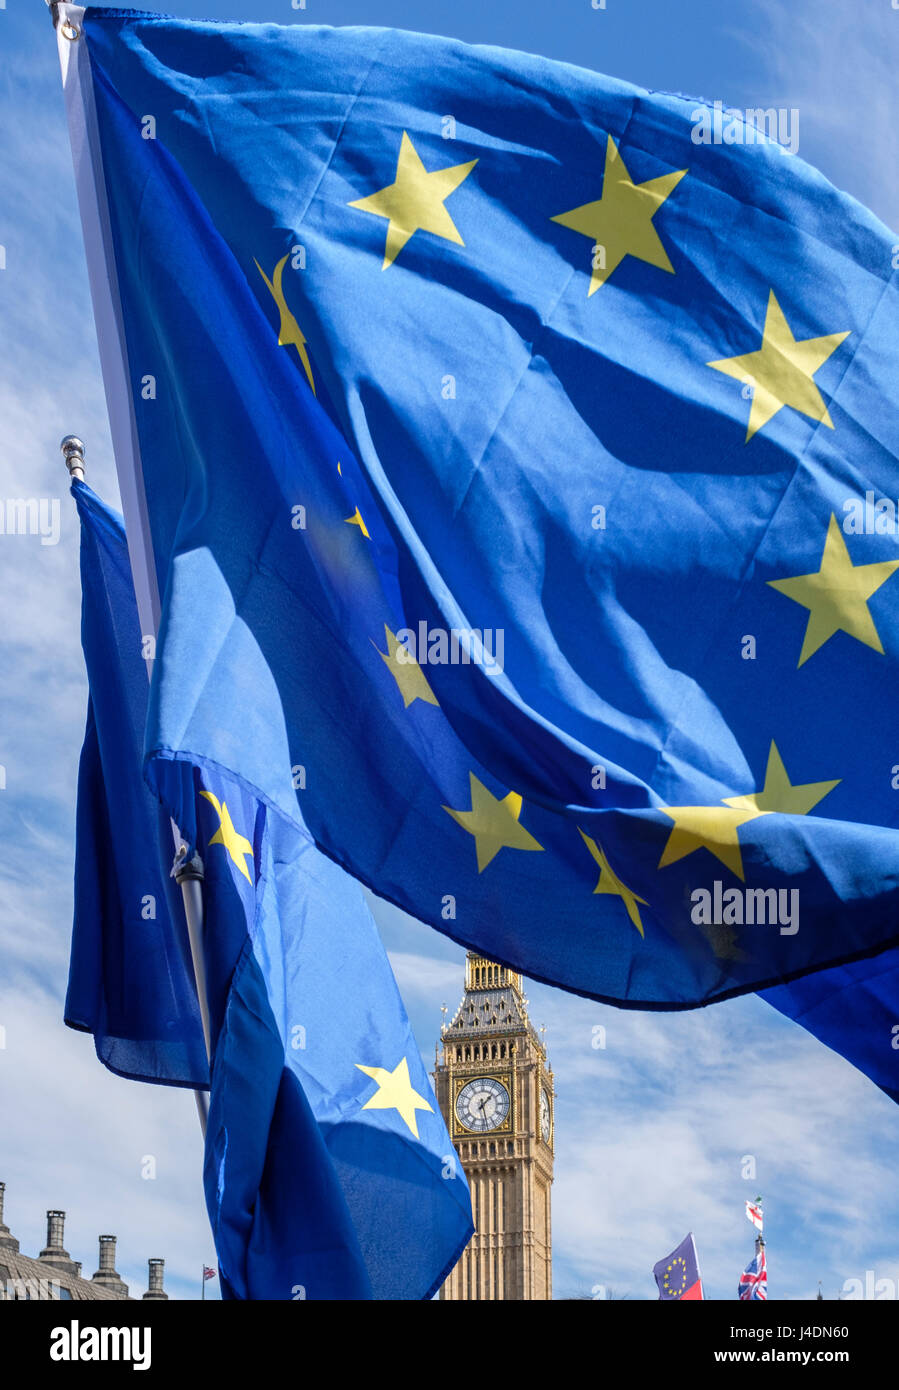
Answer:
[
  {"left": 39, "top": 1210, "right": 78, "bottom": 1277},
  {"left": 0, "top": 1183, "right": 19, "bottom": 1254},
  {"left": 91, "top": 1234, "right": 128, "bottom": 1297},
  {"left": 143, "top": 1257, "right": 168, "bottom": 1300}
]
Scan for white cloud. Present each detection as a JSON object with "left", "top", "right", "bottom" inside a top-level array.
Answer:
[{"left": 738, "top": 0, "right": 899, "bottom": 231}]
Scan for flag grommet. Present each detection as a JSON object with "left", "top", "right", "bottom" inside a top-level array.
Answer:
[{"left": 61, "top": 19, "right": 81, "bottom": 40}]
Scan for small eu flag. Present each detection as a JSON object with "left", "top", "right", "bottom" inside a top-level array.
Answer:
[{"left": 653, "top": 1233, "right": 703, "bottom": 1300}]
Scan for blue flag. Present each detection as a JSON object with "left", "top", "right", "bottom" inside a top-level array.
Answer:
[
  {"left": 61, "top": 12, "right": 899, "bottom": 1009},
  {"left": 653, "top": 1232, "right": 703, "bottom": 1300},
  {"left": 69, "top": 481, "right": 473, "bottom": 1299},
  {"left": 194, "top": 763, "right": 474, "bottom": 1300},
  {"left": 67, "top": 479, "right": 207, "bottom": 1088},
  {"left": 762, "top": 950, "right": 899, "bottom": 1104}
]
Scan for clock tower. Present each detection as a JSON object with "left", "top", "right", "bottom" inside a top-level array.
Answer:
[{"left": 435, "top": 954, "right": 553, "bottom": 1300}]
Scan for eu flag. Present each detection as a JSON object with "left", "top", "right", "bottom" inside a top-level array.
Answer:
[
  {"left": 653, "top": 1233, "right": 703, "bottom": 1300},
  {"left": 59, "top": 11, "right": 899, "bottom": 1008},
  {"left": 69, "top": 480, "right": 473, "bottom": 1299},
  {"left": 762, "top": 949, "right": 899, "bottom": 1105},
  {"left": 66, "top": 478, "right": 207, "bottom": 1088}
]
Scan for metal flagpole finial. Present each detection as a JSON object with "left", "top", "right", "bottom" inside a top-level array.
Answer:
[{"left": 61, "top": 435, "right": 86, "bottom": 481}]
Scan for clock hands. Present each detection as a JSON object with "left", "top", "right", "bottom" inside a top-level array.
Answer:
[{"left": 456, "top": 1077, "right": 509, "bottom": 1133}]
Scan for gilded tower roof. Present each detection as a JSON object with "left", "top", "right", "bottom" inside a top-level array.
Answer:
[{"left": 445, "top": 954, "right": 546, "bottom": 1057}]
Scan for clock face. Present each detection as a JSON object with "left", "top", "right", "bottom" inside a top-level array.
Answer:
[
  {"left": 540, "top": 1088, "right": 551, "bottom": 1144},
  {"left": 455, "top": 1077, "right": 511, "bottom": 1133}
]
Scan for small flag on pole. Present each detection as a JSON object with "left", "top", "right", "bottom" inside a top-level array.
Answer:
[
  {"left": 653, "top": 1233, "right": 703, "bottom": 1300},
  {"left": 739, "top": 1246, "right": 768, "bottom": 1300},
  {"left": 203, "top": 1266, "right": 217, "bottom": 1281},
  {"left": 745, "top": 1199, "right": 764, "bottom": 1231}
]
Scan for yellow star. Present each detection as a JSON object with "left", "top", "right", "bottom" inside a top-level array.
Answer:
[
  {"left": 659, "top": 741, "right": 839, "bottom": 880},
  {"left": 723, "top": 740, "right": 840, "bottom": 816},
  {"left": 578, "top": 829, "right": 647, "bottom": 937},
  {"left": 199, "top": 790, "right": 254, "bottom": 883},
  {"left": 551, "top": 135, "right": 686, "bottom": 295},
  {"left": 348, "top": 132, "right": 478, "bottom": 269},
  {"left": 444, "top": 772, "right": 544, "bottom": 873},
  {"left": 373, "top": 625, "right": 439, "bottom": 709},
  {"left": 255, "top": 254, "right": 315, "bottom": 394},
  {"left": 355, "top": 1056, "right": 433, "bottom": 1139},
  {"left": 659, "top": 803, "right": 766, "bottom": 881},
  {"left": 344, "top": 506, "right": 370, "bottom": 538},
  {"left": 767, "top": 513, "right": 899, "bottom": 666},
  {"left": 708, "top": 290, "right": 849, "bottom": 442}
]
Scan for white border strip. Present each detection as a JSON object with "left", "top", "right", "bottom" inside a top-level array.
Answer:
[{"left": 56, "top": 3, "right": 161, "bottom": 644}]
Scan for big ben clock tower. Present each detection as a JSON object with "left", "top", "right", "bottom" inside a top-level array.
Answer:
[{"left": 435, "top": 954, "right": 553, "bottom": 1300}]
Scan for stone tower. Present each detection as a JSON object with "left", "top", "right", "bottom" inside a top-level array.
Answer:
[{"left": 435, "top": 954, "right": 553, "bottom": 1299}]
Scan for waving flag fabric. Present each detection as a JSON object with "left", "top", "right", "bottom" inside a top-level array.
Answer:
[
  {"left": 653, "top": 1233, "right": 703, "bottom": 1300},
  {"left": 762, "top": 950, "right": 899, "bottom": 1104},
  {"left": 69, "top": 480, "right": 473, "bottom": 1300},
  {"left": 739, "top": 1246, "right": 768, "bottom": 1300},
  {"left": 196, "top": 762, "right": 473, "bottom": 1300},
  {"left": 57, "top": 9, "right": 899, "bottom": 1008},
  {"left": 745, "top": 1200, "right": 764, "bottom": 1231},
  {"left": 66, "top": 479, "right": 207, "bottom": 1088}
]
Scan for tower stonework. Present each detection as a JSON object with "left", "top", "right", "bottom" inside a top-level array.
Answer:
[{"left": 435, "top": 954, "right": 553, "bottom": 1300}]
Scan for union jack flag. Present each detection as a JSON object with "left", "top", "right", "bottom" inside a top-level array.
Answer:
[
  {"left": 738, "top": 1246, "right": 767, "bottom": 1300},
  {"left": 203, "top": 1265, "right": 217, "bottom": 1281}
]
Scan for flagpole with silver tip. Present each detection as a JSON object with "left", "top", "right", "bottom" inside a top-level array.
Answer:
[{"left": 63, "top": 437, "right": 210, "bottom": 1136}]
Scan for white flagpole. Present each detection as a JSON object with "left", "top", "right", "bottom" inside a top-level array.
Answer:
[{"left": 48, "top": 0, "right": 214, "bottom": 1136}]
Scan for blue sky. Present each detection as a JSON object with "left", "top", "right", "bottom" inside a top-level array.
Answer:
[{"left": 1, "top": 0, "right": 898, "bottom": 1302}]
